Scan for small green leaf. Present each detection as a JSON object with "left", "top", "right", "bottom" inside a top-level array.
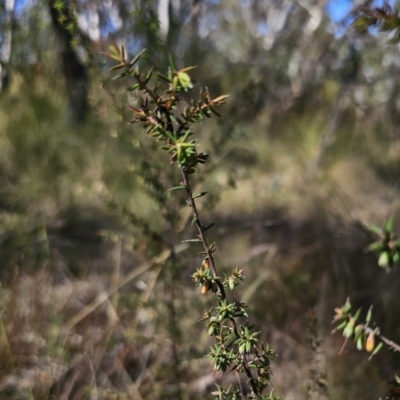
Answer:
[
  {"left": 368, "top": 224, "right": 383, "bottom": 236},
  {"left": 108, "top": 43, "right": 121, "bottom": 59},
  {"left": 167, "top": 186, "right": 186, "bottom": 192},
  {"left": 181, "top": 129, "right": 193, "bottom": 142},
  {"left": 181, "top": 238, "right": 201, "bottom": 243},
  {"left": 343, "top": 298, "right": 352, "bottom": 313},
  {"left": 344, "top": 318, "right": 355, "bottom": 338},
  {"left": 357, "top": 335, "right": 364, "bottom": 351},
  {"left": 368, "top": 342, "right": 383, "bottom": 361},
  {"left": 112, "top": 71, "right": 130, "bottom": 80},
  {"left": 109, "top": 62, "right": 125, "bottom": 71},
  {"left": 209, "top": 107, "right": 222, "bottom": 117},
  {"left": 353, "top": 308, "right": 362, "bottom": 322},
  {"left": 191, "top": 217, "right": 198, "bottom": 226},
  {"left": 365, "top": 241, "right": 383, "bottom": 252},
  {"left": 203, "top": 222, "right": 216, "bottom": 232},
  {"left": 366, "top": 306, "right": 373, "bottom": 326},
  {"left": 145, "top": 66, "right": 153, "bottom": 82},
  {"left": 173, "top": 76, "right": 179, "bottom": 91},
  {"left": 193, "top": 191, "right": 208, "bottom": 199},
  {"left": 180, "top": 66, "right": 197, "bottom": 73},
  {"left": 164, "top": 130, "right": 177, "bottom": 143},
  {"left": 354, "top": 324, "right": 363, "bottom": 340},
  {"left": 384, "top": 215, "right": 394, "bottom": 234},
  {"left": 127, "top": 83, "right": 140, "bottom": 91},
  {"left": 157, "top": 73, "right": 172, "bottom": 83},
  {"left": 129, "top": 48, "right": 146, "bottom": 67},
  {"left": 168, "top": 53, "right": 177, "bottom": 71},
  {"left": 332, "top": 320, "right": 347, "bottom": 333}
]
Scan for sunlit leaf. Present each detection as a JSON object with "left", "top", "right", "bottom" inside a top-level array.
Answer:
[
  {"left": 167, "top": 186, "right": 186, "bottom": 192},
  {"left": 368, "top": 224, "right": 382, "bottom": 236},
  {"left": 384, "top": 215, "right": 394, "bottom": 234},
  {"left": 129, "top": 48, "right": 146, "bottom": 67},
  {"left": 193, "top": 191, "right": 208, "bottom": 199}
]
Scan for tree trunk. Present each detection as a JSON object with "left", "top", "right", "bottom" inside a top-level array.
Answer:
[{"left": 48, "top": 0, "right": 89, "bottom": 124}]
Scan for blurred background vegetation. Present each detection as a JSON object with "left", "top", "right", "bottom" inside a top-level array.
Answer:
[{"left": 1, "top": 0, "right": 400, "bottom": 399}]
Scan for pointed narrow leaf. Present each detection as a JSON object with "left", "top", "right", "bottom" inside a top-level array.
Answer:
[
  {"left": 167, "top": 186, "right": 186, "bottom": 192},
  {"left": 211, "top": 95, "right": 230, "bottom": 104},
  {"left": 180, "top": 66, "right": 197, "bottom": 73},
  {"left": 365, "top": 241, "right": 383, "bottom": 252},
  {"left": 344, "top": 318, "right": 355, "bottom": 338},
  {"left": 203, "top": 222, "right": 216, "bottom": 232},
  {"left": 109, "top": 63, "right": 126, "bottom": 71},
  {"left": 357, "top": 335, "right": 364, "bottom": 350},
  {"left": 164, "top": 130, "right": 177, "bottom": 142},
  {"left": 368, "top": 224, "right": 382, "bottom": 236},
  {"left": 193, "top": 191, "right": 208, "bottom": 199},
  {"left": 182, "top": 129, "right": 193, "bottom": 142},
  {"left": 127, "top": 83, "right": 140, "bottom": 91},
  {"left": 191, "top": 217, "right": 198, "bottom": 226},
  {"left": 157, "top": 73, "right": 172, "bottom": 83},
  {"left": 332, "top": 320, "right": 347, "bottom": 333},
  {"left": 168, "top": 53, "right": 177, "bottom": 71},
  {"left": 343, "top": 298, "right": 352, "bottom": 313},
  {"left": 210, "top": 107, "right": 222, "bottom": 117},
  {"left": 181, "top": 238, "right": 202, "bottom": 243},
  {"left": 173, "top": 76, "right": 179, "bottom": 91},
  {"left": 145, "top": 66, "right": 154, "bottom": 82},
  {"left": 366, "top": 306, "right": 373, "bottom": 326},
  {"left": 129, "top": 49, "right": 146, "bottom": 67},
  {"left": 384, "top": 215, "right": 394, "bottom": 234},
  {"left": 353, "top": 308, "right": 362, "bottom": 322},
  {"left": 108, "top": 42, "right": 121, "bottom": 59},
  {"left": 112, "top": 71, "right": 130, "bottom": 80},
  {"left": 368, "top": 342, "right": 383, "bottom": 361}
]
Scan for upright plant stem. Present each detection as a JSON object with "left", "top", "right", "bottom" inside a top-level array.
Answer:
[{"left": 181, "top": 169, "right": 262, "bottom": 399}]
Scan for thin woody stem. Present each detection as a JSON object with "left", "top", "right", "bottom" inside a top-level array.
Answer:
[
  {"left": 181, "top": 168, "right": 262, "bottom": 399},
  {"left": 181, "top": 169, "right": 220, "bottom": 282},
  {"left": 118, "top": 58, "right": 265, "bottom": 399},
  {"left": 363, "top": 325, "right": 400, "bottom": 353}
]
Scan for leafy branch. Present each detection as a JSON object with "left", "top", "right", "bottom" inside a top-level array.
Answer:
[
  {"left": 365, "top": 216, "right": 400, "bottom": 271},
  {"left": 107, "top": 44, "right": 279, "bottom": 399},
  {"left": 332, "top": 298, "right": 400, "bottom": 358},
  {"left": 332, "top": 297, "right": 400, "bottom": 398},
  {"left": 353, "top": 4, "right": 400, "bottom": 42},
  {"left": 332, "top": 217, "right": 400, "bottom": 397}
]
